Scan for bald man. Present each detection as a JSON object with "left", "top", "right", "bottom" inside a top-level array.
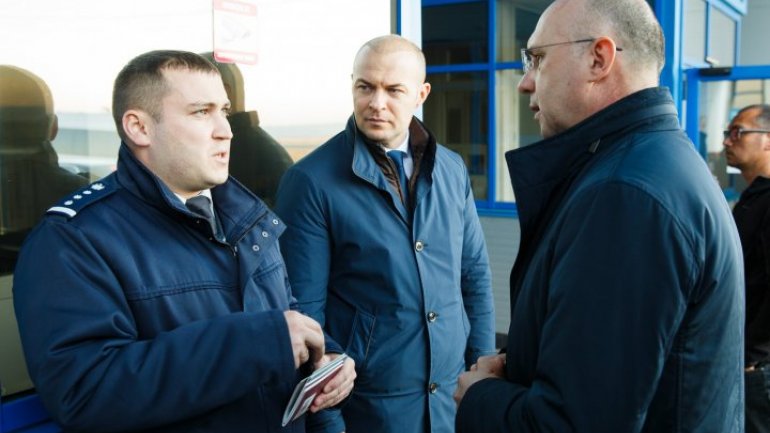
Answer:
[
  {"left": 274, "top": 35, "right": 495, "bottom": 433},
  {"left": 454, "top": 1, "right": 744, "bottom": 432}
]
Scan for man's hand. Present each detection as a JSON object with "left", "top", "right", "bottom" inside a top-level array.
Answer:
[
  {"left": 283, "top": 311, "right": 325, "bottom": 369},
  {"left": 454, "top": 354, "right": 506, "bottom": 405},
  {"left": 310, "top": 353, "right": 356, "bottom": 412}
]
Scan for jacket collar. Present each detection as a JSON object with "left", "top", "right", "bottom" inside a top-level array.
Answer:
[
  {"left": 741, "top": 176, "right": 770, "bottom": 202},
  {"left": 507, "top": 87, "right": 679, "bottom": 229},
  {"left": 348, "top": 114, "right": 437, "bottom": 188},
  {"left": 115, "top": 143, "right": 272, "bottom": 241}
]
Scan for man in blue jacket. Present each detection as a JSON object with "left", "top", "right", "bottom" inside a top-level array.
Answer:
[
  {"left": 13, "top": 50, "right": 354, "bottom": 433},
  {"left": 274, "top": 35, "right": 495, "bottom": 433},
  {"left": 454, "top": 1, "right": 744, "bottom": 432}
]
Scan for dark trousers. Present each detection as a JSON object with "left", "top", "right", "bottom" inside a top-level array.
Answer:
[{"left": 747, "top": 367, "right": 770, "bottom": 433}]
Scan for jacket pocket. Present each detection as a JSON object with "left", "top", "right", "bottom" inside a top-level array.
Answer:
[
  {"left": 346, "top": 309, "right": 376, "bottom": 372},
  {"left": 461, "top": 305, "right": 471, "bottom": 340}
]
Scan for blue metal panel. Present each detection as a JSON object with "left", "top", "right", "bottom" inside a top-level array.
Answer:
[
  {"left": 709, "top": 0, "right": 744, "bottom": 20},
  {"left": 486, "top": 0, "right": 496, "bottom": 208},
  {"left": 655, "top": 0, "right": 683, "bottom": 118},
  {"left": 715, "top": 0, "right": 748, "bottom": 15},
  {"left": 494, "top": 61, "right": 522, "bottom": 70},
  {"left": 426, "top": 63, "right": 489, "bottom": 73},
  {"left": 396, "top": 0, "right": 401, "bottom": 34},
  {"left": 422, "top": 0, "right": 481, "bottom": 6},
  {"left": 477, "top": 204, "right": 518, "bottom": 218},
  {"left": 684, "top": 68, "right": 703, "bottom": 153},
  {"left": 705, "top": 3, "right": 712, "bottom": 62},
  {"left": 688, "top": 65, "right": 770, "bottom": 82},
  {"left": 0, "top": 395, "right": 58, "bottom": 433}
]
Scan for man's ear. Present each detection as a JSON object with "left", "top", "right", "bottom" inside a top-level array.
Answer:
[
  {"left": 416, "top": 82, "right": 431, "bottom": 106},
  {"left": 588, "top": 36, "right": 619, "bottom": 81},
  {"left": 48, "top": 114, "right": 59, "bottom": 141},
  {"left": 122, "top": 109, "right": 152, "bottom": 147},
  {"left": 762, "top": 132, "right": 770, "bottom": 151}
]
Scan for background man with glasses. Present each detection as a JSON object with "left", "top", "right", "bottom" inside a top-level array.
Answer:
[
  {"left": 454, "top": 0, "right": 744, "bottom": 432},
  {"left": 725, "top": 104, "right": 770, "bottom": 433}
]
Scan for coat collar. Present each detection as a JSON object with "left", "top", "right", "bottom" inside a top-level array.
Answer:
[
  {"left": 346, "top": 115, "right": 437, "bottom": 222},
  {"left": 506, "top": 87, "right": 679, "bottom": 230},
  {"left": 740, "top": 176, "right": 770, "bottom": 202},
  {"left": 115, "top": 143, "right": 272, "bottom": 241}
]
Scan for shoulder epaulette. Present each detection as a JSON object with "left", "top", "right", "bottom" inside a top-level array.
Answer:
[{"left": 46, "top": 176, "right": 117, "bottom": 219}]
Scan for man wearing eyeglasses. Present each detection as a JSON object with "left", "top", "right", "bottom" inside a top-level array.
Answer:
[
  {"left": 454, "top": 0, "right": 744, "bottom": 432},
  {"left": 725, "top": 105, "right": 770, "bottom": 433}
]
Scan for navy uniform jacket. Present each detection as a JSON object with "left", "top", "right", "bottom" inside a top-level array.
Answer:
[
  {"left": 275, "top": 116, "right": 495, "bottom": 433},
  {"left": 13, "top": 144, "right": 335, "bottom": 432},
  {"left": 456, "top": 88, "right": 745, "bottom": 433}
]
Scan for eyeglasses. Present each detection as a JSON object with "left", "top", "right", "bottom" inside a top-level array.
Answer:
[
  {"left": 722, "top": 127, "right": 770, "bottom": 141},
  {"left": 520, "top": 38, "right": 623, "bottom": 73}
]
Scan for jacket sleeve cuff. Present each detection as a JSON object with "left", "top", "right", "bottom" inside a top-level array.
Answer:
[{"left": 456, "top": 378, "right": 523, "bottom": 433}]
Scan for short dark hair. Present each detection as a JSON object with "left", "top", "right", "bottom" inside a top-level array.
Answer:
[
  {"left": 112, "top": 50, "right": 219, "bottom": 141},
  {"left": 737, "top": 104, "right": 770, "bottom": 129}
]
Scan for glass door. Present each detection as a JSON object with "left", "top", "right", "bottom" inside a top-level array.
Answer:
[{"left": 684, "top": 65, "right": 770, "bottom": 204}]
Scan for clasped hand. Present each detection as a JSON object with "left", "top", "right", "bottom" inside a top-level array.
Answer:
[{"left": 454, "top": 353, "right": 506, "bottom": 405}]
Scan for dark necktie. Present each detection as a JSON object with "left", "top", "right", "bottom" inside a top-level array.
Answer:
[
  {"left": 388, "top": 150, "right": 410, "bottom": 206},
  {"left": 186, "top": 195, "right": 217, "bottom": 234}
]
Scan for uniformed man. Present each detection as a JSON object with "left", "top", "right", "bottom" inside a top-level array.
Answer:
[{"left": 13, "top": 50, "right": 355, "bottom": 433}]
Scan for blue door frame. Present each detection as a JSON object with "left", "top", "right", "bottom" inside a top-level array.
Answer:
[{"left": 0, "top": 393, "right": 58, "bottom": 433}]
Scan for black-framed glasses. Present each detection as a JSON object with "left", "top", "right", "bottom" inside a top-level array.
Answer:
[
  {"left": 520, "top": 38, "right": 623, "bottom": 73},
  {"left": 723, "top": 127, "right": 770, "bottom": 141}
]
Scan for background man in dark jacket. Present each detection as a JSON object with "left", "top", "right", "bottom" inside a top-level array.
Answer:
[
  {"left": 13, "top": 50, "right": 354, "bottom": 432},
  {"left": 275, "top": 35, "right": 495, "bottom": 433},
  {"left": 454, "top": 1, "right": 744, "bottom": 432},
  {"left": 724, "top": 104, "right": 770, "bottom": 433},
  {"left": 0, "top": 65, "right": 88, "bottom": 273},
  {"left": 200, "top": 52, "right": 293, "bottom": 207}
]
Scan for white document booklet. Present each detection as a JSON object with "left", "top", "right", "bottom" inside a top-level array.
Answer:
[{"left": 282, "top": 353, "right": 349, "bottom": 427}]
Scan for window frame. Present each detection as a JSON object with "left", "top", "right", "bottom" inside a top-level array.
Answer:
[{"left": 423, "top": 0, "right": 522, "bottom": 217}]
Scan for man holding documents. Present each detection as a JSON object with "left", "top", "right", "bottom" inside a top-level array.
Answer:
[{"left": 13, "top": 50, "right": 355, "bottom": 432}]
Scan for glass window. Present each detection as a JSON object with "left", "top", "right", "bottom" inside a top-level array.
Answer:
[
  {"left": 423, "top": 1, "right": 488, "bottom": 65},
  {"left": 495, "top": 0, "right": 548, "bottom": 62},
  {"left": 683, "top": 0, "right": 707, "bottom": 64},
  {"left": 709, "top": 6, "right": 736, "bottom": 67},
  {"left": 0, "top": 0, "right": 389, "bottom": 399},
  {"left": 495, "top": 69, "right": 539, "bottom": 202},
  {"left": 423, "top": 71, "right": 489, "bottom": 200},
  {"left": 699, "top": 79, "right": 770, "bottom": 203}
]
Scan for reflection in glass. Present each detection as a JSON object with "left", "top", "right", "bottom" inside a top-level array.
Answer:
[
  {"left": 709, "top": 7, "right": 736, "bottom": 67},
  {"left": 423, "top": 2, "right": 488, "bottom": 65},
  {"left": 495, "top": 0, "right": 547, "bottom": 62},
  {"left": 0, "top": 65, "right": 88, "bottom": 274},
  {"left": 699, "top": 79, "right": 770, "bottom": 203},
  {"left": 495, "top": 69, "right": 540, "bottom": 203},
  {"left": 683, "top": 0, "right": 707, "bottom": 64},
  {"left": 424, "top": 72, "right": 489, "bottom": 200}
]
